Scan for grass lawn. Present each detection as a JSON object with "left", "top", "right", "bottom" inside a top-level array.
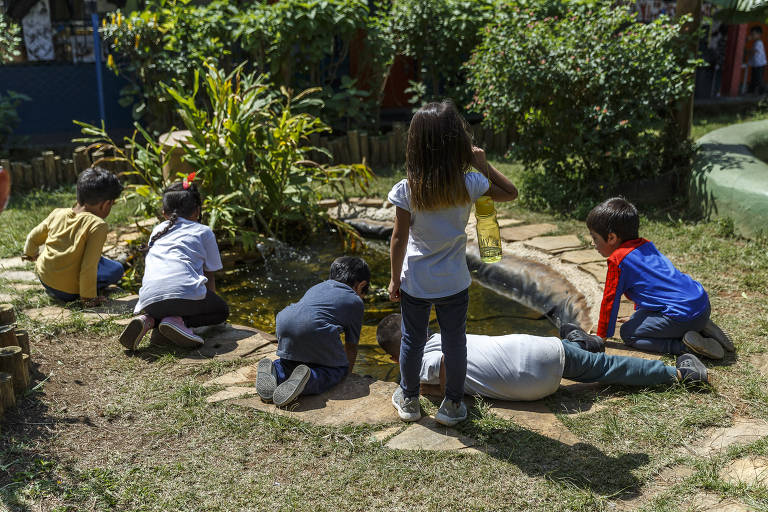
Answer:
[{"left": 1, "top": 113, "right": 768, "bottom": 511}]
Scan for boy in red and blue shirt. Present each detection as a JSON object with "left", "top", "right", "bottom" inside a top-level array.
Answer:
[{"left": 586, "top": 197, "right": 734, "bottom": 360}]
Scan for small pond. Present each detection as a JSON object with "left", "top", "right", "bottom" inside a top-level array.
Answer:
[{"left": 219, "top": 240, "right": 557, "bottom": 382}]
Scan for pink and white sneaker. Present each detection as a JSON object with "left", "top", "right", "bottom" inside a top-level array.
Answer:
[
  {"left": 158, "top": 316, "right": 204, "bottom": 348},
  {"left": 119, "top": 314, "right": 155, "bottom": 351}
]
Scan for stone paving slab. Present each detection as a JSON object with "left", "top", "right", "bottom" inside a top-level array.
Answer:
[
  {"left": 0, "top": 270, "right": 37, "bottom": 283},
  {"left": 685, "top": 418, "right": 768, "bottom": 457},
  {"left": 8, "top": 283, "right": 37, "bottom": 293},
  {"left": 385, "top": 417, "right": 483, "bottom": 454},
  {"left": 0, "top": 293, "right": 14, "bottom": 302},
  {"left": 231, "top": 374, "right": 399, "bottom": 426},
  {"left": 524, "top": 235, "right": 583, "bottom": 254},
  {"left": 204, "top": 363, "right": 260, "bottom": 387},
  {"left": 485, "top": 399, "right": 580, "bottom": 446},
  {"left": 498, "top": 218, "right": 523, "bottom": 228},
  {"left": 750, "top": 352, "right": 768, "bottom": 375},
  {"left": 618, "top": 300, "right": 635, "bottom": 319},
  {"left": 207, "top": 386, "right": 257, "bottom": 403},
  {"left": 719, "top": 456, "right": 768, "bottom": 486},
  {"left": 25, "top": 306, "right": 109, "bottom": 323},
  {"left": 500, "top": 223, "right": 557, "bottom": 242},
  {"left": 695, "top": 494, "right": 752, "bottom": 512},
  {"left": 0, "top": 257, "right": 25, "bottom": 270},
  {"left": 150, "top": 324, "right": 278, "bottom": 362},
  {"left": 560, "top": 249, "right": 604, "bottom": 265},
  {"left": 370, "top": 425, "right": 404, "bottom": 443},
  {"left": 578, "top": 262, "right": 607, "bottom": 284}
]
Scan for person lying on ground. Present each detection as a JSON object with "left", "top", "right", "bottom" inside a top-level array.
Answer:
[{"left": 375, "top": 314, "right": 709, "bottom": 404}]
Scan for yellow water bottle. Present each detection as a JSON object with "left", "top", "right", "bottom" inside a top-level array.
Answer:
[{"left": 475, "top": 196, "right": 502, "bottom": 263}]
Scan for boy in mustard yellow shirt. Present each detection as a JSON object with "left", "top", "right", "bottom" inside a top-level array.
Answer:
[{"left": 23, "top": 167, "right": 124, "bottom": 305}]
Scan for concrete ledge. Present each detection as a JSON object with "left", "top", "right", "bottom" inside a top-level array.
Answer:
[{"left": 693, "top": 120, "right": 768, "bottom": 238}]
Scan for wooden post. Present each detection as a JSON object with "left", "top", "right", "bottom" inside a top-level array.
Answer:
[
  {"left": 54, "top": 155, "right": 63, "bottom": 182},
  {"left": 380, "top": 136, "right": 390, "bottom": 165},
  {"left": 359, "top": 132, "right": 369, "bottom": 164},
  {"left": 388, "top": 132, "right": 397, "bottom": 164},
  {"left": 0, "top": 304, "right": 15, "bottom": 326},
  {"left": 42, "top": 151, "right": 56, "bottom": 184},
  {"left": 0, "top": 326, "right": 17, "bottom": 348},
  {"left": 15, "top": 329, "right": 29, "bottom": 356},
  {"left": 0, "top": 372, "right": 14, "bottom": 410},
  {"left": 0, "top": 346, "right": 25, "bottom": 394},
  {"left": 348, "top": 130, "right": 361, "bottom": 163},
  {"left": 21, "top": 354, "right": 30, "bottom": 388},
  {"left": 31, "top": 157, "right": 45, "bottom": 188},
  {"left": 10, "top": 162, "right": 21, "bottom": 190},
  {"left": 62, "top": 159, "right": 76, "bottom": 183},
  {"left": 20, "top": 163, "right": 32, "bottom": 190},
  {"left": 73, "top": 146, "right": 91, "bottom": 175}
]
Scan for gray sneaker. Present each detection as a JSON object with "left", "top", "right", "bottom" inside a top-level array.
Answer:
[
  {"left": 391, "top": 387, "right": 421, "bottom": 422},
  {"left": 435, "top": 397, "right": 467, "bottom": 427},
  {"left": 701, "top": 320, "right": 735, "bottom": 352},
  {"left": 255, "top": 357, "right": 277, "bottom": 402},
  {"left": 683, "top": 331, "right": 724, "bottom": 360}
]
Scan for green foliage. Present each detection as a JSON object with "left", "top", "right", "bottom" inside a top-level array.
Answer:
[
  {"left": 0, "top": 13, "right": 22, "bottom": 63},
  {"left": 0, "top": 90, "right": 30, "bottom": 149},
  {"left": 102, "top": 0, "right": 393, "bottom": 132},
  {"left": 75, "top": 65, "right": 372, "bottom": 248},
  {"left": 467, "top": 5, "right": 699, "bottom": 215},
  {"left": 388, "top": 0, "right": 495, "bottom": 108}
]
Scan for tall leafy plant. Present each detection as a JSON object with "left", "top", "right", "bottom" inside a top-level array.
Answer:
[
  {"left": 467, "top": 5, "right": 698, "bottom": 215},
  {"left": 75, "top": 65, "right": 373, "bottom": 247},
  {"left": 0, "top": 14, "right": 29, "bottom": 150}
]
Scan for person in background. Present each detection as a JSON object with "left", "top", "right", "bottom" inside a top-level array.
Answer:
[{"left": 747, "top": 25, "right": 766, "bottom": 95}]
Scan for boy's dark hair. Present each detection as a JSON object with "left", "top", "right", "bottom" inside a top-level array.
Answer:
[
  {"left": 144, "top": 181, "right": 203, "bottom": 251},
  {"left": 376, "top": 313, "right": 402, "bottom": 356},
  {"left": 751, "top": 26, "right": 763, "bottom": 35},
  {"left": 329, "top": 256, "right": 370, "bottom": 289},
  {"left": 586, "top": 197, "right": 639, "bottom": 242},
  {"left": 76, "top": 167, "right": 123, "bottom": 205}
]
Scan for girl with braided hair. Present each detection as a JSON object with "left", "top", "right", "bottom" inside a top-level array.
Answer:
[{"left": 119, "top": 178, "right": 229, "bottom": 350}]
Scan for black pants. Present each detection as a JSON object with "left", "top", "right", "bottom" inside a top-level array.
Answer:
[
  {"left": 750, "top": 65, "right": 765, "bottom": 94},
  {"left": 143, "top": 289, "right": 230, "bottom": 328}
]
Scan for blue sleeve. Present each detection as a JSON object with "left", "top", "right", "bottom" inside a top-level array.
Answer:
[{"left": 343, "top": 298, "right": 364, "bottom": 346}]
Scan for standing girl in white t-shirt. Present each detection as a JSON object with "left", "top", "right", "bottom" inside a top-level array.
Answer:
[
  {"left": 119, "top": 179, "right": 229, "bottom": 350},
  {"left": 388, "top": 100, "right": 518, "bottom": 425}
]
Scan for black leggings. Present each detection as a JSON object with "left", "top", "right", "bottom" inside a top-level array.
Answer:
[{"left": 143, "top": 289, "right": 230, "bottom": 328}]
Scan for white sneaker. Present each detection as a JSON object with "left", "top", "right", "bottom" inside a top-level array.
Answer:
[
  {"left": 435, "top": 397, "right": 467, "bottom": 427},
  {"left": 391, "top": 387, "right": 421, "bottom": 422}
]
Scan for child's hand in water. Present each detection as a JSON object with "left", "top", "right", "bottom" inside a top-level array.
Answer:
[
  {"left": 388, "top": 279, "right": 401, "bottom": 302},
  {"left": 471, "top": 146, "right": 488, "bottom": 174}
]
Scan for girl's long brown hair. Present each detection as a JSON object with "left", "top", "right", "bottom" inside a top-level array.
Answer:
[{"left": 406, "top": 100, "right": 474, "bottom": 210}]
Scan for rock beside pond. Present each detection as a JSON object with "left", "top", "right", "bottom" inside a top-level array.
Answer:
[{"left": 151, "top": 323, "right": 278, "bottom": 362}]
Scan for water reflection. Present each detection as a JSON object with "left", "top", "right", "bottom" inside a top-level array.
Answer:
[{"left": 218, "top": 240, "right": 557, "bottom": 382}]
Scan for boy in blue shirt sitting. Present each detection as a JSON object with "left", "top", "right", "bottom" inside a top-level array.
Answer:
[
  {"left": 586, "top": 197, "right": 733, "bottom": 360},
  {"left": 256, "top": 256, "right": 369, "bottom": 406}
]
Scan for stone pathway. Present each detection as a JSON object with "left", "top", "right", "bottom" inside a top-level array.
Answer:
[{"left": 685, "top": 419, "right": 768, "bottom": 457}]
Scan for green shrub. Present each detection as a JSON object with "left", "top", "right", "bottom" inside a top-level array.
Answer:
[
  {"left": 388, "top": 0, "right": 494, "bottom": 109},
  {"left": 467, "top": 5, "right": 698, "bottom": 215},
  {"left": 75, "top": 65, "right": 372, "bottom": 248},
  {"left": 102, "top": 0, "right": 393, "bottom": 132},
  {"left": 0, "top": 13, "right": 22, "bottom": 63},
  {"left": 0, "top": 14, "right": 28, "bottom": 150}
]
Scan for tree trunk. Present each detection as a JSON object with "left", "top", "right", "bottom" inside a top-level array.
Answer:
[
  {"left": 676, "top": 0, "right": 702, "bottom": 139},
  {"left": 0, "top": 304, "right": 15, "bottom": 326},
  {"left": 0, "top": 372, "right": 14, "bottom": 410},
  {"left": 0, "top": 346, "right": 25, "bottom": 394}
]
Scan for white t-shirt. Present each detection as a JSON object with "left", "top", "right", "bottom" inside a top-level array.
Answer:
[
  {"left": 420, "top": 333, "right": 565, "bottom": 401},
  {"left": 134, "top": 217, "right": 223, "bottom": 313},
  {"left": 752, "top": 39, "right": 767, "bottom": 67},
  {"left": 387, "top": 172, "right": 489, "bottom": 299}
]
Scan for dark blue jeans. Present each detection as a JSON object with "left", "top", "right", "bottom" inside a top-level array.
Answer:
[
  {"left": 561, "top": 340, "right": 677, "bottom": 386},
  {"left": 399, "top": 288, "right": 469, "bottom": 402},
  {"left": 619, "top": 306, "right": 710, "bottom": 355},
  {"left": 273, "top": 358, "right": 348, "bottom": 396},
  {"left": 41, "top": 256, "right": 124, "bottom": 302}
]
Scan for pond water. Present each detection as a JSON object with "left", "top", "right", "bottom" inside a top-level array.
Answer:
[{"left": 218, "top": 240, "right": 557, "bottom": 382}]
